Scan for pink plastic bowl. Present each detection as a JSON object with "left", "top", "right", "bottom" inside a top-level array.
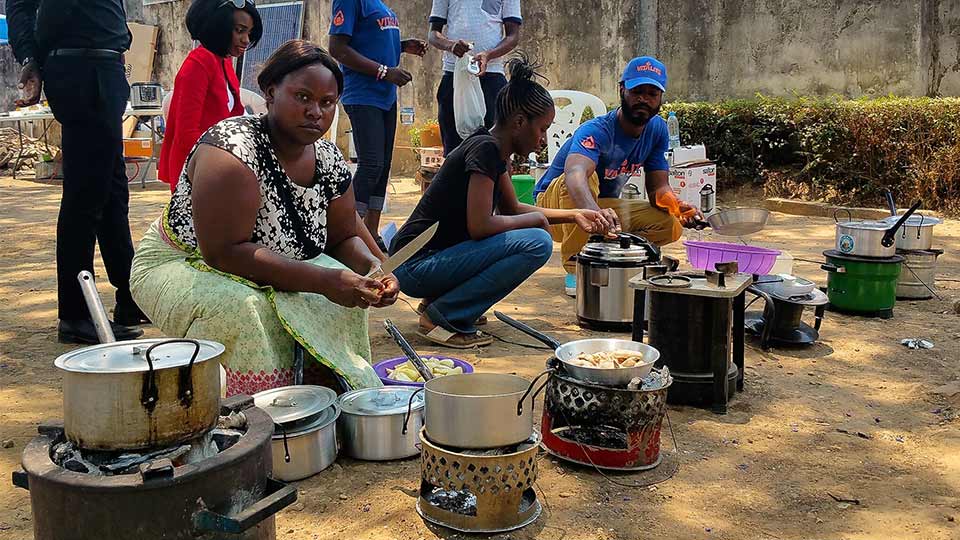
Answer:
[{"left": 683, "top": 241, "right": 781, "bottom": 275}]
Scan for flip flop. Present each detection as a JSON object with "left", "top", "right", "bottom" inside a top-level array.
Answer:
[
  {"left": 417, "top": 325, "right": 493, "bottom": 349},
  {"left": 417, "top": 302, "right": 487, "bottom": 326}
]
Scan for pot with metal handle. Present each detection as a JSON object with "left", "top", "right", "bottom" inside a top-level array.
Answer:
[
  {"left": 56, "top": 338, "right": 224, "bottom": 450},
  {"left": 402, "top": 373, "right": 536, "bottom": 449},
  {"left": 833, "top": 201, "right": 921, "bottom": 258},
  {"left": 338, "top": 386, "right": 424, "bottom": 461},
  {"left": 494, "top": 311, "right": 658, "bottom": 386},
  {"left": 270, "top": 404, "right": 340, "bottom": 481}
]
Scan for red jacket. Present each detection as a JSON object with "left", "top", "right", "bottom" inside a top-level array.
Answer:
[{"left": 159, "top": 47, "right": 244, "bottom": 191}]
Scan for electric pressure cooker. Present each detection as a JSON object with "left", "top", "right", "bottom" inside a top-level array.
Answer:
[{"left": 576, "top": 233, "right": 661, "bottom": 331}]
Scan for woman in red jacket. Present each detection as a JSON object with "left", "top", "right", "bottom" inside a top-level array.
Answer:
[{"left": 159, "top": 0, "right": 263, "bottom": 191}]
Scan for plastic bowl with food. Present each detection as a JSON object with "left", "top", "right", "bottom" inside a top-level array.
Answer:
[{"left": 374, "top": 356, "right": 474, "bottom": 387}]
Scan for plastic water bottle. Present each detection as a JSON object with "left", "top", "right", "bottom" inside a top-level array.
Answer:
[
  {"left": 399, "top": 83, "right": 415, "bottom": 126},
  {"left": 667, "top": 111, "right": 681, "bottom": 149}
]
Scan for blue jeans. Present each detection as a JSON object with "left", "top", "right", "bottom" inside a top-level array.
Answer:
[{"left": 394, "top": 228, "right": 553, "bottom": 334}]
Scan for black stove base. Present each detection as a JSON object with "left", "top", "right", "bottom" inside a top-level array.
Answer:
[
  {"left": 576, "top": 316, "right": 633, "bottom": 332},
  {"left": 826, "top": 304, "right": 894, "bottom": 319},
  {"left": 664, "top": 363, "right": 739, "bottom": 408},
  {"left": 744, "top": 313, "right": 820, "bottom": 347}
]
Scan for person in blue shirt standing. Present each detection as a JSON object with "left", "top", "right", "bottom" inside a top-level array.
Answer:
[
  {"left": 535, "top": 56, "right": 699, "bottom": 296},
  {"left": 330, "top": 0, "right": 427, "bottom": 250}
]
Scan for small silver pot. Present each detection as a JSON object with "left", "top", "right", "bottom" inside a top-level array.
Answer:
[
  {"left": 338, "top": 387, "right": 423, "bottom": 461},
  {"left": 271, "top": 404, "right": 339, "bottom": 481},
  {"left": 884, "top": 214, "right": 940, "bottom": 251}
]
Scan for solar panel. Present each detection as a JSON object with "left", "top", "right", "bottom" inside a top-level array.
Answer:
[{"left": 238, "top": 1, "right": 304, "bottom": 97}]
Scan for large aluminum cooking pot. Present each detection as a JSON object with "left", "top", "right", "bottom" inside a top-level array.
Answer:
[
  {"left": 338, "top": 386, "right": 423, "bottom": 460},
  {"left": 55, "top": 338, "right": 224, "bottom": 450},
  {"left": 834, "top": 201, "right": 921, "bottom": 258},
  {"left": 404, "top": 373, "right": 535, "bottom": 449}
]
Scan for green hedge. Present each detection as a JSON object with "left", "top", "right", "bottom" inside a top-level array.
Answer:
[{"left": 662, "top": 96, "right": 960, "bottom": 212}]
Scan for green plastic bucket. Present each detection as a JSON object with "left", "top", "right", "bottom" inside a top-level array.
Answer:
[{"left": 511, "top": 174, "right": 536, "bottom": 205}]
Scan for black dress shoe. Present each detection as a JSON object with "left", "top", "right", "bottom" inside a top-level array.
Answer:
[
  {"left": 57, "top": 319, "right": 144, "bottom": 344},
  {"left": 114, "top": 302, "right": 151, "bottom": 326}
]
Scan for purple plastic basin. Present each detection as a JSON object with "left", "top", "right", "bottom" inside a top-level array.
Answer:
[
  {"left": 373, "top": 356, "right": 474, "bottom": 387},
  {"left": 683, "top": 241, "right": 781, "bottom": 275}
]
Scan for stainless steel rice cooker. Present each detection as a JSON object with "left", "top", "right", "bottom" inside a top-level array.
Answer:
[
  {"left": 130, "top": 82, "right": 163, "bottom": 110},
  {"left": 576, "top": 233, "right": 661, "bottom": 331}
]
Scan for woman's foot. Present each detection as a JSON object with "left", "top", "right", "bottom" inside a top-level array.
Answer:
[
  {"left": 416, "top": 314, "right": 492, "bottom": 349},
  {"left": 417, "top": 301, "right": 487, "bottom": 325}
]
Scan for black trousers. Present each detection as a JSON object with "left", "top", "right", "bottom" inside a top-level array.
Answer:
[
  {"left": 344, "top": 103, "right": 397, "bottom": 215},
  {"left": 436, "top": 71, "right": 508, "bottom": 156},
  {"left": 43, "top": 55, "right": 136, "bottom": 321}
]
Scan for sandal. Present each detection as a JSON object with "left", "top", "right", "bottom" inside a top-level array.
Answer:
[
  {"left": 417, "top": 302, "right": 488, "bottom": 326},
  {"left": 417, "top": 325, "right": 493, "bottom": 349}
]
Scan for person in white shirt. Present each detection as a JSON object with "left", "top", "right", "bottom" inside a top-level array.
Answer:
[{"left": 427, "top": 0, "right": 522, "bottom": 155}]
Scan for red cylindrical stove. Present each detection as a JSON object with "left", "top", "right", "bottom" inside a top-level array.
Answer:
[{"left": 540, "top": 358, "right": 671, "bottom": 471}]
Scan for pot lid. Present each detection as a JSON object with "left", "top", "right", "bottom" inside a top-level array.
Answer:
[
  {"left": 338, "top": 387, "right": 424, "bottom": 416},
  {"left": 273, "top": 404, "right": 340, "bottom": 438},
  {"left": 836, "top": 220, "right": 890, "bottom": 231},
  {"left": 254, "top": 385, "right": 338, "bottom": 426},
  {"left": 823, "top": 250, "right": 905, "bottom": 264},
  {"left": 581, "top": 234, "right": 656, "bottom": 262},
  {"left": 54, "top": 338, "right": 224, "bottom": 374},
  {"left": 881, "top": 214, "right": 942, "bottom": 227}
]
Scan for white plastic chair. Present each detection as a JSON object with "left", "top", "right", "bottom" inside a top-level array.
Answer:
[
  {"left": 239, "top": 88, "right": 267, "bottom": 116},
  {"left": 546, "top": 90, "right": 607, "bottom": 164}
]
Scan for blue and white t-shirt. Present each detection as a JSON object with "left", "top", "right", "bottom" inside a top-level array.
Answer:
[
  {"left": 534, "top": 110, "right": 670, "bottom": 199},
  {"left": 429, "top": 0, "right": 522, "bottom": 75},
  {"left": 329, "top": 0, "right": 402, "bottom": 110}
]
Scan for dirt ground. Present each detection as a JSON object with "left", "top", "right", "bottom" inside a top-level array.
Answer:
[{"left": 1, "top": 176, "right": 959, "bottom": 540}]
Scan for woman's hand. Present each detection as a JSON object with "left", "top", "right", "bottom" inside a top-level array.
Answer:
[
  {"left": 371, "top": 273, "right": 400, "bottom": 308},
  {"left": 401, "top": 39, "right": 428, "bottom": 56},
  {"left": 326, "top": 270, "right": 385, "bottom": 309},
  {"left": 574, "top": 209, "right": 619, "bottom": 236}
]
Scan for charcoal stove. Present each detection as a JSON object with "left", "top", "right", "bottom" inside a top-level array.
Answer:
[
  {"left": 417, "top": 428, "right": 541, "bottom": 534},
  {"left": 539, "top": 357, "right": 671, "bottom": 471},
  {"left": 744, "top": 275, "right": 828, "bottom": 350},
  {"left": 630, "top": 269, "right": 751, "bottom": 414},
  {"left": 12, "top": 395, "right": 296, "bottom": 540}
]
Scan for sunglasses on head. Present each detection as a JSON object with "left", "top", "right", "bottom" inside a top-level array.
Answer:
[{"left": 219, "top": 0, "right": 254, "bottom": 8}]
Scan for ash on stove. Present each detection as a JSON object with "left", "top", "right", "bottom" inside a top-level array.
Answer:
[
  {"left": 557, "top": 425, "right": 629, "bottom": 449},
  {"left": 439, "top": 435, "right": 539, "bottom": 456},
  {"left": 51, "top": 413, "right": 248, "bottom": 476},
  {"left": 423, "top": 488, "right": 478, "bottom": 516}
]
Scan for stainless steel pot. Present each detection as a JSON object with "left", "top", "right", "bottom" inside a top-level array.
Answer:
[
  {"left": 338, "top": 387, "right": 424, "bottom": 461},
  {"left": 576, "top": 233, "right": 660, "bottom": 330},
  {"left": 884, "top": 214, "right": 941, "bottom": 251},
  {"left": 271, "top": 404, "right": 340, "bottom": 481},
  {"left": 55, "top": 338, "right": 224, "bottom": 450},
  {"left": 406, "top": 373, "right": 535, "bottom": 449},
  {"left": 130, "top": 82, "right": 163, "bottom": 109},
  {"left": 834, "top": 201, "right": 921, "bottom": 258},
  {"left": 895, "top": 248, "right": 942, "bottom": 299}
]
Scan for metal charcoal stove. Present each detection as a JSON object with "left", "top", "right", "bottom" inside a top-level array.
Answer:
[
  {"left": 540, "top": 357, "right": 671, "bottom": 471},
  {"left": 11, "top": 395, "right": 296, "bottom": 540},
  {"left": 417, "top": 428, "right": 541, "bottom": 534},
  {"left": 745, "top": 275, "right": 828, "bottom": 350}
]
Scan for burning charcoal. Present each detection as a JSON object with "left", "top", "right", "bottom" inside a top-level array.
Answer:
[
  {"left": 63, "top": 459, "right": 90, "bottom": 474},
  {"left": 52, "top": 441, "right": 76, "bottom": 466},
  {"left": 210, "top": 429, "right": 243, "bottom": 452}
]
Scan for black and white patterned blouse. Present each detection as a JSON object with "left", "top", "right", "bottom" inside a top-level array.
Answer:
[{"left": 165, "top": 116, "right": 353, "bottom": 261}]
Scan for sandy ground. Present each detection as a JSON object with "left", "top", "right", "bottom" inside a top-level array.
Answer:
[{"left": 1, "top": 176, "right": 959, "bottom": 540}]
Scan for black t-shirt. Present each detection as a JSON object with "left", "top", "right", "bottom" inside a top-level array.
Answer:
[{"left": 391, "top": 129, "right": 506, "bottom": 254}]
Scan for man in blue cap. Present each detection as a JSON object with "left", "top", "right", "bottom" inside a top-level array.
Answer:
[{"left": 535, "top": 56, "right": 698, "bottom": 296}]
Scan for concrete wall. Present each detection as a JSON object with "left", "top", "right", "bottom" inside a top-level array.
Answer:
[{"left": 4, "top": 0, "right": 955, "bottom": 171}]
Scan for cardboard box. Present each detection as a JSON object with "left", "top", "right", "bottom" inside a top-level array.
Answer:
[
  {"left": 667, "top": 144, "right": 707, "bottom": 166},
  {"left": 123, "top": 138, "right": 154, "bottom": 158},
  {"left": 126, "top": 23, "right": 159, "bottom": 84},
  {"left": 668, "top": 160, "right": 717, "bottom": 216}
]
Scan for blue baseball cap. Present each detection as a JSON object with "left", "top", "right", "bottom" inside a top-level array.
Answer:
[{"left": 621, "top": 56, "right": 667, "bottom": 92}]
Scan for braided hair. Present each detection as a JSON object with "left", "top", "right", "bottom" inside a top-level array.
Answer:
[{"left": 495, "top": 54, "right": 554, "bottom": 125}]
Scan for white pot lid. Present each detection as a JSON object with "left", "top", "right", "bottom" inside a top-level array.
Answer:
[
  {"left": 54, "top": 338, "right": 224, "bottom": 374},
  {"left": 254, "top": 385, "right": 338, "bottom": 426}
]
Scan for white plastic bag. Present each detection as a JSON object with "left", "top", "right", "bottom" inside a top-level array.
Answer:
[{"left": 453, "top": 54, "right": 486, "bottom": 139}]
